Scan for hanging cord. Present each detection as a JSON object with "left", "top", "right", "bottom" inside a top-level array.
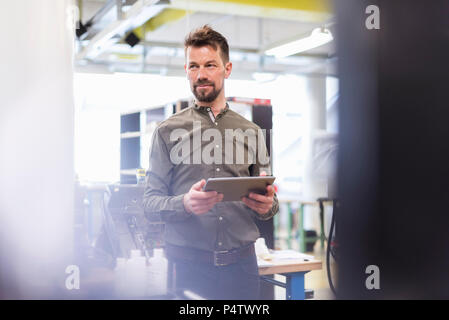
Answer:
[{"left": 326, "top": 199, "right": 339, "bottom": 298}]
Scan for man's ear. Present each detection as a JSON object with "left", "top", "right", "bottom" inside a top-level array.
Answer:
[
  {"left": 224, "top": 61, "right": 232, "bottom": 79},
  {"left": 184, "top": 63, "right": 187, "bottom": 74}
]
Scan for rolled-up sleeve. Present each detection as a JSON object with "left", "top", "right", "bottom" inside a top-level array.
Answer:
[{"left": 143, "top": 126, "right": 192, "bottom": 222}]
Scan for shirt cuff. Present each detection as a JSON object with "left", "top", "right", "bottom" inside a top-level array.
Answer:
[
  {"left": 156, "top": 193, "right": 193, "bottom": 222},
  {"left": 253, "top": 196, "right": 279, "bottom": 221},
  {"left": 254, "top": 209, "right": 274, "bottom": 221}
]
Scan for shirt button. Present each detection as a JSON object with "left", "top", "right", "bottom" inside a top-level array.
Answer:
[
  {"left": 219, "top": 216, "right": 223, "bottom": 221},
  {"left": 216, "top": 168, "right": 220, "bottom": 172},
  {"left": 218, "top": 242, "right": 222, "bottom": 246},
  {"left": 215, "top": 122, "right": 218, "bottom": 126},
  {"left": 215, "top": 144, "right": 219, "bottom": 148}
]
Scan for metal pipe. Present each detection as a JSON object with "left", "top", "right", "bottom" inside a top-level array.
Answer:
[
  {"left": 260, "top": 276, "right": 287, "bottom": 288},
  {"left": 116, "top": 0, "right": 123, "bottom": 20}
]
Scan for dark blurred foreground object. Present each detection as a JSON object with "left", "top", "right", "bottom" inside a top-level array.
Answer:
[{"left": 336, "top": 0, "right": 449, "bottom": 299}]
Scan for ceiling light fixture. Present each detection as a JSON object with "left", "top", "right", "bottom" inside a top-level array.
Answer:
[{"left": 265, "top": 27, "right": 333, "bottom": 58}]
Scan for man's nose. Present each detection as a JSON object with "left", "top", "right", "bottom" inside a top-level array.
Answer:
[{"left": 196, "top": 66, "right": 208, "bottom": 81}]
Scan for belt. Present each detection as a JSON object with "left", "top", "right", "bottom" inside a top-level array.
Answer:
[{"left": 165, "top": 243, "right": 255, "bottom": 267}]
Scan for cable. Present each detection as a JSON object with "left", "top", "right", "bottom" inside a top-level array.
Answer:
[{"left": 326, "top": 199, "right": 338, "bottom": 298}]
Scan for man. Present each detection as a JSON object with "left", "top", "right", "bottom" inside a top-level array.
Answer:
[{"left": 143, "top": 25, "right": 279, "bottom": 300}]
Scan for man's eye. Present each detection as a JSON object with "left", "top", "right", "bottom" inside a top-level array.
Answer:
[
  {"left": 189, "top": 65, "right": 198, "bottom": 69},
  {"left": 207, "top": 64, "right": 216, "bottom": 68}
]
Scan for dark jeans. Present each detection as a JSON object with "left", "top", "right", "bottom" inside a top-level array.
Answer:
[{"left": 170, "top": 253, "right": 260, "bottom": 300}]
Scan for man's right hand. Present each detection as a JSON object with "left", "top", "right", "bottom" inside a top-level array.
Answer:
[{"left": 183, "top": 179, "right": 224, "bottom": 215}]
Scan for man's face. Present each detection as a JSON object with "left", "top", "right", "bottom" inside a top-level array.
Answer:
[{"left": 185, "top": 45, "right": 232, "bottom": 103}]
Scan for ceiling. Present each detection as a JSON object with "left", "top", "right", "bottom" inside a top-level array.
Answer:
[{"left": 75, "top": 0, "right": 337, "bottom": 79}]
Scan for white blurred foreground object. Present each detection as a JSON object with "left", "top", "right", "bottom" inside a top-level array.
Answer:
[
  {"left": 114, "top": 250, "right": 146, "bottom": 298},
  {"left": 114, "top": 258, "right": 127, "bottom": 296},
  {"left": 182, "top": 290, "right": 206, "bottom": 300},
  {"left": 0, "top": 0, "right": 75, "bottom": 298},
  {"left": 146, "top": 248, "right": 167, "bottom": 297},
  {"left": 126, "top": 250, "right": 147, "bottom": 297},
  {"left": 255, "top": 238, "right": 272, "bottom": 260},
  {"left": 114, "top": 249, "right": 167, "bottom": 298}
]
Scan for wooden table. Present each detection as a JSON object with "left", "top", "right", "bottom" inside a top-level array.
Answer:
[{"left": 259, "top": 259, "right": 322, "bottom": 300}]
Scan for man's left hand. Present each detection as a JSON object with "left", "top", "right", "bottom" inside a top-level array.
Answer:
[{"left": 241, "top": 171, "right": 274, "bottom": 215}]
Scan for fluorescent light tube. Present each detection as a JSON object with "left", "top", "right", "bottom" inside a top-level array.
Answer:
[{"left": 265, "top": 28, "right": 333, "bottom": 58}]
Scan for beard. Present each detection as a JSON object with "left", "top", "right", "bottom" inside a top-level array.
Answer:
[{"left": 192, "top": 81, "right": 222, "bottom": 103}]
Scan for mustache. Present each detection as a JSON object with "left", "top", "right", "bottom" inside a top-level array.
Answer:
[{"left": 194, "top": 81, "right": 214, "bottom": 88}]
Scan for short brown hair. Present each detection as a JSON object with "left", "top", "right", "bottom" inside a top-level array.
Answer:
[{"left": 184, "top": 25, "right": 230, "bottom": 64}]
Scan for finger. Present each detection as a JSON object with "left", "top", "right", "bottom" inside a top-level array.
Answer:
[
  {"left": 191, "top": 179, "right": 206, "bottom": 191},
  {"left": 216, "top": 193, "right": 224, "bottom": 202},
  {"left": 192, "top": 194, "right": 223, "bottom": 207},
  {"left": 193, "top": 208, "right": 210, "bottom": 215},
  {"left": 248, "top": 192, "right": 273, "bottom": 204},
  {"left": 242, "top": 197, "right": 265, "bottom": 211},
  {"left": 245, "top": 202, "right": 268, "bottom": 214},
  {"left": 192, "top": 196, "right": 222, "bottom": 208},
  {"left": 193, "top": 202, "right": 219, "bottom": 214},
  {"left": 248, "top": 196, "right": 271, "bottom": 211},
  {"left": 265, "top": 185, "right": 274, "bottom": 197},
  {"left": 190, "top": 189, "right": 218, "bottom": 199},
  {"left": 243, "top": 199, "right": 270, "bottom": 214},
  {"left": 209, "top": 194, "right": 224, "bottom": 205},
  {"left": 260, "top": 171, "right": 267, "bottom": 176}
]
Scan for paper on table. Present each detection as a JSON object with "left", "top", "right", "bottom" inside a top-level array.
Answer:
[
  {"left": 269, "top": 250, "right": 315, "bottom": 261},
  {"left": 257, "top": 249, "right": 315, "bottom": 267},
  {"left": 257, "top": 258, "right": 274, "bottom": 267}
]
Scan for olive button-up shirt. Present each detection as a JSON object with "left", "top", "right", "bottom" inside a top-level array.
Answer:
[{"left": 143, "top": 103, "right": 279, "bottom": 252}]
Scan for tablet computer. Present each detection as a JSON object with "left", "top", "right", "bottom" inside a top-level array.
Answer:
[{"left": 203, "top": 176, "right": 276, "bottom": 202}]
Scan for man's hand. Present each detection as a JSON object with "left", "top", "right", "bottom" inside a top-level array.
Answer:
[
  {"left": 241, "top": 171, "right": 274, "bottom": 215},
  {"left": 183, "top": 179, "right": 224, "bottom": 215}
]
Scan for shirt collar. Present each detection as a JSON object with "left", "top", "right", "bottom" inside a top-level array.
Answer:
[{"left": 192, "top": 101, "right": 229, "bottom": 116}]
